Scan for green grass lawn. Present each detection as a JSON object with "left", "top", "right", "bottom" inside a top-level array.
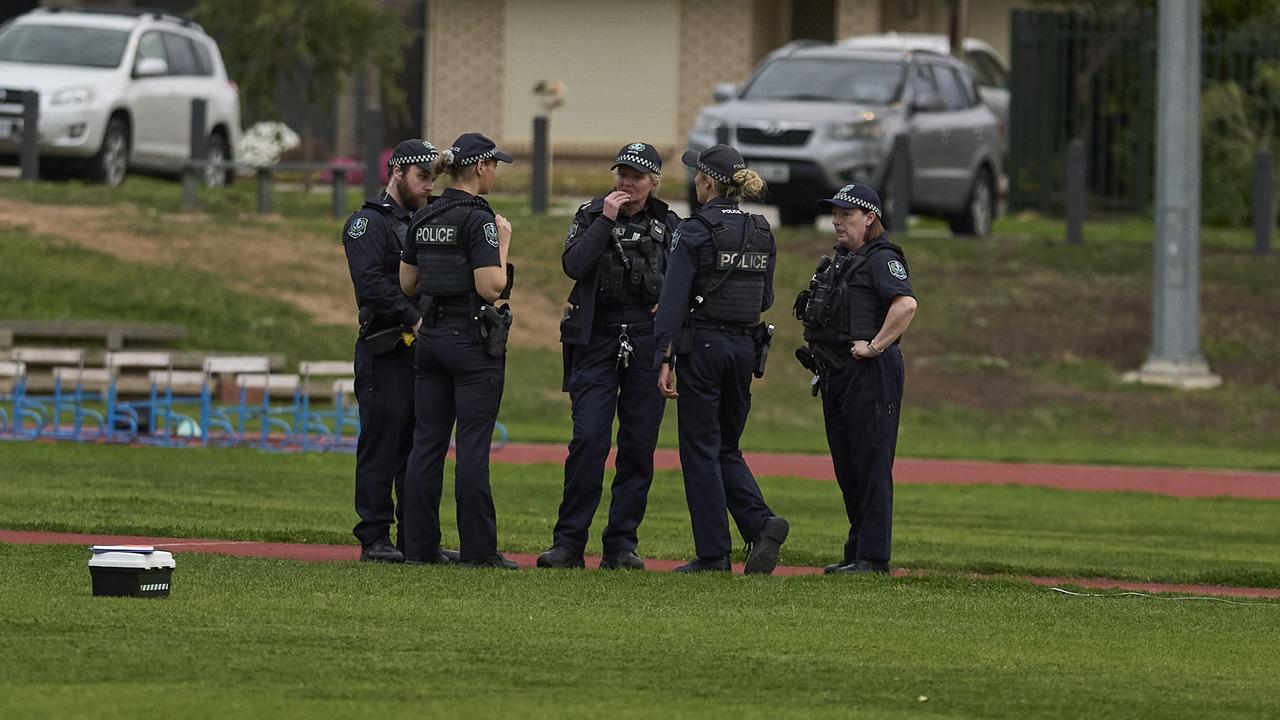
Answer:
[
  {"left": 2, "top": 443, "right": 1277, "bottom": 588},
  {"left": 0, "top": 543, "right": 1276, "bottom": 719},
  {"left": 2, "top": 177, "right": 1279, "bottom": 468}
]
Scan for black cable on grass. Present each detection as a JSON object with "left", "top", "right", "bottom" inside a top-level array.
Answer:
[{"left": 1049, "top": 587, "right": 1277, "bottom": 606}]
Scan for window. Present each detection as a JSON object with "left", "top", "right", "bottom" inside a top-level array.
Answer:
[
  {"left": 908, "top": 62, "right": 939, "bottom": 107},
  {"left": 135, "top": 30, "right": 165, "bottom": 71},
  {"left": 967, "top": 51, "right": 1009, "bottom": 90},
  {"left": 931, "top": 63, "right": 969, "bottom": 110},
  {"left": 0, "top": 24, "right": 129, "bottom": 68},
  {"left": 191, "top": 39, "right": 215, "bottom": 77},
  {"left": 161, "top": 33, "right": 198, "bottom": 76},
  {"left": 742, "top": 58, "right": 906, "bottom": 105}
]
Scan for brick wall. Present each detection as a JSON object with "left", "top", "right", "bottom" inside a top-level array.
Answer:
[{"left": 425, "top": 0, "right": 505, "bottom": 145}]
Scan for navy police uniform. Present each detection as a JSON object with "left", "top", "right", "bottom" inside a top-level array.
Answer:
[
  {"left": 798, "top": 184, "right": 913, "bottom": 574},
  {"left": 544, "top": 143, "right": 681, "bottom": 569},
  {"left": 341, "top": 139, "right": 438, "bottom": 562},
  {"left": 652, "top": 144, "right": 789, "bottom": 574},
  {"left": 400, "top": 132, "right": 516, "bottom": 568}
]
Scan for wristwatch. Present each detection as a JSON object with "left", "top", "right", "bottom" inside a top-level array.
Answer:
[{"left": 662, "top": 355, "right": 675, "bottom": 366}]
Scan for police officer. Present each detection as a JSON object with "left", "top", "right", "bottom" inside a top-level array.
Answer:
[
  {"left": 341, "top": 138, "right": 446, "bottom": 563},
  {"left": 652, "top": 144, "right": 790, "bottom": 575},
  {"left": 538, "top": 143, "right": 681, "bottom": 570},
  {"left": 399, "top": 132, "right": 518, "bottom": 569},
  {"left": 795, "top": 184, "right": 917, "bottom": 575}
]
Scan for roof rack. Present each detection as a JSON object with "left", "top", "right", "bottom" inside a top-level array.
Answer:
[{"left": 36, "top": 6, "right": 203, "bottom": 32}]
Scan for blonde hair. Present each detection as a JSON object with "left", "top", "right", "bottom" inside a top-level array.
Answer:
[
  {"left": 867, "top": 215, "right": 885, "bottom": 239},
  {"left": 714, "top": 168, "right": 765, "bottom": 201},
  {"left": 432, "top": 148, "right": 484, "bottom": 181}
]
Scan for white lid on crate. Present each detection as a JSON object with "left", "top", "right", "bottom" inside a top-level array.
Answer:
[{"left": 88, "top": 550, "right": 176, "bottom": 570}]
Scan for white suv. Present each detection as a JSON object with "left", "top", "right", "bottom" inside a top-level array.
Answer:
[{"left": 0, "top": 7, "right": 241, "bottom": 186}]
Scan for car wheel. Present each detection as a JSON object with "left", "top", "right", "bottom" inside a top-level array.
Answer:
[
  {"left": 779, "top": 204, "right": 818, "bottom": 227},
  {"left": 949, "top": 167, "right": 995, "bottom": 237},
  {"left": 203, "top": 133, "right": 231, "bottom": 187},
  {"left": 88, "top": 117, "right": 129, "bottom": 187}
]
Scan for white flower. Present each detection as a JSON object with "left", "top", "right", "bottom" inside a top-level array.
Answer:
[{"left": 235, "top": 122, "right": 302, "bottom": 171}]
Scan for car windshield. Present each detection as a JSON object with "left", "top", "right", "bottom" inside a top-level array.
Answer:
[
  {"left": 0, "top": 24, "right": 130, "bottom": 68},
  {"left": 741, "top": 58, "right": 905, "bottom": 104}
]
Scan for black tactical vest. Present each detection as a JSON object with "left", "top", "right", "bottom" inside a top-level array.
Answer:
[
  {"left": 412, "top": 197, "right": 492, "bottom": 297},
  {"left": 691, "top": 210, "right": 774, "bottom": 325},
  {"left": 598, "top": 216, "right": 667, "bottom": 304},
  {"left": 803, "top": 241, "right": 908, "bottom": 342}
]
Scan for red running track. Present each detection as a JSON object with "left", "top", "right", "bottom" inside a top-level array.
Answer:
[
  {"left": 4, "top": 529, "right": 1278, "bottom": 600},
  {"left": 491, "top": 443, "right": 1280, "bottom": 500}
]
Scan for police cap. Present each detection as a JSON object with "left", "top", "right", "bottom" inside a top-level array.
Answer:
[
  {"left": 612, "top": 142, "right": 663, "bottom": 174},
  {"left": 449, "top": 132, "right": 514, "bottom": 166},
  {"left": 387, "top": 139, "right": 438, "bottom": 171},
  {"left": 680, "top": 144, "right": 747, "bottom": 185},
  {"left": 817, "top": 183, "right": 881, "bottom": 216}
]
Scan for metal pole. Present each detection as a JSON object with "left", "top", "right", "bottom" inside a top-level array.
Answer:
[
  {"left": 1131, "top": 0, "right": 1218, "bottom": 388},
  {"left": 362, "top": 106, "right": 383, "bottom": 201},
  {"left": 1065, "top": 137, "right": 1085, "bottom": 245},
  {"left": 332, "top": 167, "right": 347, "bottom": 218},
  {"left": 1253, "top": 149, "right": 1272, "bottom": 256},
  {"left": 256, "top": 167, "right": 273, "bottom": 215},
  {"left": 531, "top": 114, "right": 549, "bottom": 215},
  {"left": 889, "top": 134, "right": 911, "bottom": 234},
  {"left": 20, "top": 91, "right": 39, "bottom": 180},
  {"left": 182, "top": 99, "right": 208, "bottom": 213}
]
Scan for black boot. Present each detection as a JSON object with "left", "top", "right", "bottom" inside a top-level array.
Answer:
[
  {"left": 599, "top": 550, "right": 645, "bottom": 570},
  {"left": 828, "top": 560, "right": 891, "bottom": 575},
  {"left": 537, "top": 546, "right": 585, "bottom": 569},
  {"left": 744, "top": 516, "right": 790, "bottom": 576},
  {"left": 459, "top": 554, "right": 519, "bottom": 570},
  {"left": 405, "top": 548, "right": 461, "bottom": 565},
  {"left": 674, "top": 555, "right": 731, "bottom": 573},
  {"left": 359, "top": 538, "right": 405, "bottom": 563}
]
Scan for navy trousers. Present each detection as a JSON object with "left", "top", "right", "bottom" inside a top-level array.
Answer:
[
  {"left": 675, "top": 329, "right": 773, "bottom": 559},
  {"left": 352, "top": 340, "right": 414, "bottom": 547},
  {"left": 555, "top": 326, "right": 665, "bottom": 555},
  {"left": 821, "top": 345, "right": 904, "bottom": 564},
  {"left": 402, "top": 317, "right": 505, "bottom": 563}
]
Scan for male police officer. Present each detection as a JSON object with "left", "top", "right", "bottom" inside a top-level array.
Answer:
[
  {"left": 795, "top": 184, "right": 917, "bottom": 574},
  {"left": 342, "top": 138, "right": 447, "bottom": 563},
  {"left": 538, "top": 143, "right": 681, "bottom": 570}
]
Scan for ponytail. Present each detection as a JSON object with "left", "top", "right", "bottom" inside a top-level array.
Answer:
[
  {"left": 432, "top": 148, "right": 455, "bottom": 177},
  {"left": 720, "top": 168, "right": 765, "bottom": 201}
]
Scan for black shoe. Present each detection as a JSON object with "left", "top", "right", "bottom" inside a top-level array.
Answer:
[
  {"left": 744, "top": 516, "right": 790, "bottom": 576},
  {"left": 828, "top": 560, "right": 891, "bottom": 575},
  {"left": 459, "top": 554, "right": 519, "bottom": 570},
  {"left": 599, "top": 550, "right": 645, "bottom": 570},
  {"left": 537, "top": 546, "right": 585, "bottom": 569},
  {"left": 823, "top": 560, "right": 854, "bottom": 575},
  {"left": 359, "top": 539, "right": 405, "bottom": 563},
  {"left": 674, "top": 556, "right": 731, "bottom": 573},
  {"left": 405, "top": 548, "right": 461, "bottom": 566}
]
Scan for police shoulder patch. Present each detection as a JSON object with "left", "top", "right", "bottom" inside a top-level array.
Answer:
[
  {"left": 887, "top": 259, "right": 908, "bottom": 280},
  {"left": 347, "top": 216, "right": 368, "bottom": 239},
  {"left": 483, "top": 222, "right": 499, "bottom": 248}
]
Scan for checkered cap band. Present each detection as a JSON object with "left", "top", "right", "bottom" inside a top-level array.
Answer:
[
  {"left": 699, "top": 161, "right": 734, "bottom": 185},
  {"left": 616, "top": 153, "right": 660, "bottom": 173},
  {"left": 453, "top": 148, "right": 498, "bottom": 166},
  {"left": 833, "top": 189, "right": 880, "bottom": 216},
  {"left": 388, "top": 141, "right": 438, "bottom": 167}
]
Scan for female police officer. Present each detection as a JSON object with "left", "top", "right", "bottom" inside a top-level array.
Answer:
[
  {"left": 652, "top": 144, "right": 790, "bottom": 575},
  {"left": 795, "top": 184, "right": 917, "bottom": 575},
  {"left": 539, "top": 143, "right": 681, "bottom": 570},
  {"left": 399, "top": 132, "right": 518, "bottom": 569}
]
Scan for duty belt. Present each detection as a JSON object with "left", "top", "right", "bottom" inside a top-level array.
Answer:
[
  {"left": 692, "top": 320, "right": 755, "bottom": 336},
  {"left": 592, "top": 318, "right": 654, "bottom": 335}
]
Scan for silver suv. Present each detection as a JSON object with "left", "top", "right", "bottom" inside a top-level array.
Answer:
[
  {"left": 0, "top": 7, "right": 241, "bottom": 186},
  {"left": 687, "top": 42, "right": 1002, "bottom": 234}
]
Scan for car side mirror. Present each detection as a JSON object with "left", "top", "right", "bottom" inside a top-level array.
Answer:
[
  {"left": 713, "top": 82, "right": 738, "bottom": 103},
  {"left": 134, "top": 57, "right": 168, "bottom": 78},
  {"left": 910, "top": 91, "right": 943, "bottom": 113}
]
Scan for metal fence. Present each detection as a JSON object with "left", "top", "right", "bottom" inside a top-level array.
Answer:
[{"left": 1009, "top": 10, "right": 1280, "bottom": 216}]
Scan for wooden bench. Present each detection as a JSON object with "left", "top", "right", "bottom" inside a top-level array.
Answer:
[{"left": 0, "top": 320, "right": 187, "bottom": 351}]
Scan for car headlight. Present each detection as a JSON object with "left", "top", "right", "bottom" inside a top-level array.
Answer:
[
  {"left": 51, "top": 88, "right": 94, "bottom": 106},
  {"left": 693, "top": 114, "right": 719, "bottom": 137},
  {"left": 830, "top": 120, "right": 883, "bottom": 141}
]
